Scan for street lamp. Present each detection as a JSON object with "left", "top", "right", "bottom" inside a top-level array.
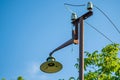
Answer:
[
  {"left": 40, "top": 38, "right": 74, "bottom": 73},
  {"left": 40, "top": 2, "right": 93, "bottom": 80},
  {"left": 40, "top": 56, "right": 62, "bottom": 73}
]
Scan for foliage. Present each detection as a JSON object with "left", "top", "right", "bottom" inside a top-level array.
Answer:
[
  {"left": 17, "top": 76, "right": 24, "bottom": 80},
  {"left": 59, "top": 43, "right": 120, "bottom": 80},
  {"left": 1, "top": 78, "right": 6, "bottom": 80},
  {"left": 1, "top": 76, "right": 24, "bottom": 80},
  {"left": 84, "top": 44, "right": 120, "bottom": 80}
]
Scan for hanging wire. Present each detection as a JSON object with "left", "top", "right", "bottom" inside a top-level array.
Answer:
[
  {"left": 64, "top": 2, "right": 115, "bottom": 43},
  {"left": 71, "top": 25, "right": 74, "bottom": 53},
  {"left": 64, "top": 3, "right": 85, "bottom": 7},
  {"left": 64, "top": 3, "right": 85, "bottom": 13},
  {"left": 85, "top": 21, "right": 114, "bottom": 43},
  {"left": 94, "top": 5, "right": 120, "bottom": 35},
  {"left": 64, "top": 4, "right": 77, "bottom": 53},
  {"left": 64, "top": 2, "right": 120, "bottom": 36},
  {"left": 64, "top": 3, "right": 74, "bottom": 13}
]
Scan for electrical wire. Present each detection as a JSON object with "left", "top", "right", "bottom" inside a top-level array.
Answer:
[
  {"left": 85, "top": 21, "right": 114, "bottom": 43},
  {"left": 64, "top": 3, "right": 74, "bottom": 13},
  {"left": 64, "top": 3, "right": 120, "bottom": 37},
  {"left": 64, "top": 3, "right": 85, "bottom": 7},
  {"left": 71, "top": 25, "right": 74, "bottom": 52},
  {"left": 64, "top": 3, "right": 85, "bottom": 13},
  {"left": 64, "top": 3, "right": 115, "bottom": 43},
  {"left": 94, "top": 5, "right": 120, "bottom": 35}
]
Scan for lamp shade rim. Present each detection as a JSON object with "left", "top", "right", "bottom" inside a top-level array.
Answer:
[{"left": 40, "top": 61, "right": 62, "bottom": 73}]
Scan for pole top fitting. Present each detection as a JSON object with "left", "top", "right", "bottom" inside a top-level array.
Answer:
[
  {"left": 71, "top": 13, "right": 77, "bottom": 21},
  {"left": 87, "top": 2, "right": 93, "bottom": 11}
]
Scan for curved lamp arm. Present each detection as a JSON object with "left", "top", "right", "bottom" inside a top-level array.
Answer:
[{"left": 49, "top": 38, "right": 74, "bottom": 56}]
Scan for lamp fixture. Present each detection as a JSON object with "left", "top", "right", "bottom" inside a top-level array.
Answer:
[
  {"left": 40, "top": 2, "right": 93, "bottom": 80},
  {"left": 40, "top": 56, "right": 63, "bottom": 73}
]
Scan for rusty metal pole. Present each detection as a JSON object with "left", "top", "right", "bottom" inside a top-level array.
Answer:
[
  {"left": 79, "top": 17, "right": 84, "bottom": 80},
  {"left": 71, "top": 11, "right": 93, "bottom": 80}
]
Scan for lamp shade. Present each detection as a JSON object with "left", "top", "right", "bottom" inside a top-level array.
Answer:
[{"left": 40, "top": 56, "right": 62, "bottom": 73}]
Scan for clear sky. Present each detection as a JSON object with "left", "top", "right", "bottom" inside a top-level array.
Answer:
[{"left": 0, "top": 0, "right": 120, "bottom": 80}]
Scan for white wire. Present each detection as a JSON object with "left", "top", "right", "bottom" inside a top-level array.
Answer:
[{"left": 64, "top": 4, "right": 74, "bottom": 13}]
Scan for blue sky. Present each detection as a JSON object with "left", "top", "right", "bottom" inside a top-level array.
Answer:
[{"left": 0, "top": 0, "right": 120, "bottom": 80}]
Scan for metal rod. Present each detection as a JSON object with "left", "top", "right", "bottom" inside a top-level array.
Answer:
[
  {"left": 79, "top": 18, "right": 84, "bottom": 80},
  {"left": 49, "top": 39, "right": 73, "bottom": 56}
]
